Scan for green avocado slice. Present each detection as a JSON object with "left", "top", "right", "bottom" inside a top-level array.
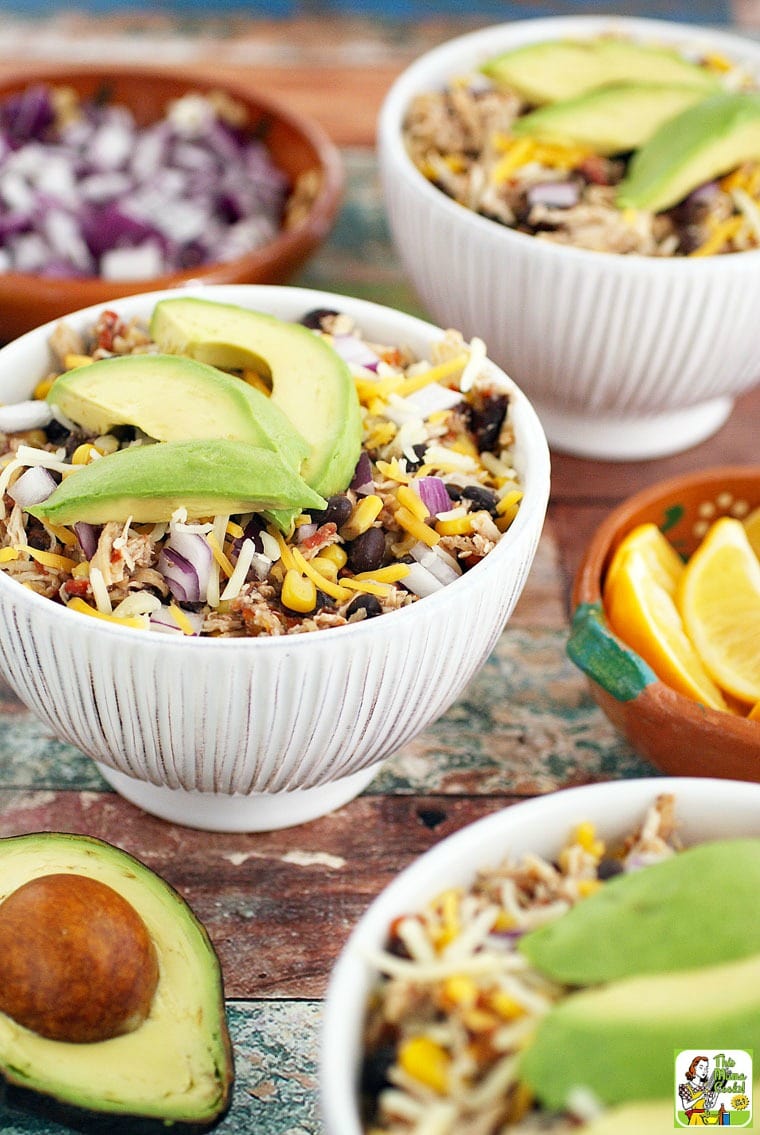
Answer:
[
  {"left": 481, "top": 37, "right": 720, "bottom": 105},
  {"left": 0, "top": 832, "right": 233, "bottom": 1133},
  {"left": 150, "top": 297, "right": 363, "bottom": 502},
  {"left": 46, "top": 353, "right": 309, "bottom": 471},
  {"left": 617, "top": 91, "right": 760, "bottom": 212},
  {"left": 518, "top": 951, "right": 760, "bottom": 1109},
  {"left": 519, "top": 839, "right": 760, "bottom": 984},
  {"left": 27, "top": 438, "right": 326, "bottom": 526},
  {"left": 512, "top": 82, "right": 710, "bottom": 156}
]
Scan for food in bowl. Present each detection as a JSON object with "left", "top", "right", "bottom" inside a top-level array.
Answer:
[
  {"left": 0, "top": 831, "right": 232, "bottom": 1132},
  {"left": 0, "top": 295, "right": 523, "bottom": 637},
  {"left": 603, "top": 515, "right": 760, "bottom": 715},
  {"left": 0, "top": 80, "right": 314, "bottom": 280},
  {"left": 403, "top": 32, "right": 760, "bottom": 256},
  {"left": 358, "top": 792, "right": 760, "bottom": 1132}
]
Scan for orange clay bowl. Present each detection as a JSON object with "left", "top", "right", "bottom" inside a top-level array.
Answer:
[
  {"left": 0, "top": 65, "right": 344, "bottom": 343},
  {"left": 568, "top": 466, "right": 760, "bottom": 781}
]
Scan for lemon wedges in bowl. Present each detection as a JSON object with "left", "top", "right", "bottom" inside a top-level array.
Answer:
[
  {"left": 678, "top": 517, "right": 760, "bottom": 706},
  {"left": 603, "top": 523, "right": 728, "bottom": 711}
]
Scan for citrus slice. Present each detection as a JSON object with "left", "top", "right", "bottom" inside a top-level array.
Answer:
[
  {"left": 604, "top": 538, "right": 729, "bottom": 712},
  {"left": 743, "top": 505, "right": 760, "bottom": 561},
  {"left": 677, "top": 516, "right": 760, "bottom": 705},
  {"left": 605, "top": 522, "right": 684, "bottom": 599}
]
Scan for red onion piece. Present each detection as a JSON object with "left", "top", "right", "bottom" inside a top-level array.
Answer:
[
  {"left": 331, "top": 334, "right": 380, "bottom": 372},
  {"left": 74, "top": 521, "right": 100, "bottom": 559},
  {"left": 414, "top": 476, "right": 450, "bottom": 517},
  {"left": 350, "top": 451, "right": 374, "bottom": 494},
  {"left": 526, "top": 181, "right": 580, "bottom": 209},
  {"left": 8, "top": 464, "right": 57, "bottom": 508},
  {"left": 0, "top": 400, "right": 54, "bottom": 433},
  {"left": 149, "top": 605, "right": 204, "bottom": 635},
  {"left": 157, "top": 547, "right": 201, "bottom": 603},
  {"left": 295, "top": 522, "right": 318, "bottom": 544},
  {"left": 162, "top": 528, "right": 213, "bottom": 601}
]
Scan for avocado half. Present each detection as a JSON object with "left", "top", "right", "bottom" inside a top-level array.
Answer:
[{"left": 0, "top": 832, "right": 234, "bottom": 1134}]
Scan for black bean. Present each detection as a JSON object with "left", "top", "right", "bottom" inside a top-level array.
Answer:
[
  {"left": 360, "top": 1043, "right": 397, "bottom": 1097},
  {"left": 597, "top": 857, "right": 625, "bottom": 880},
  {"left": 444, "top": 483, "right": 463, "bottom": 501},
  {"left": 346, "top": 593, "right": 383, "bottom": 620},
  {"left": 465, "top": 391, "right": 509, "bottom": 453},
  {"left": 347, "top": 527, "right": 386, "bottom": 574},
  {"left": 299, "top": 307, "right": 340, "bottom": 329},
  {"left": 462, "top": 485, "right": 498, "bottom": 513},
  {"left": 404, "top": 443, "right": 428, "bottom": 471},
  {"left": 44, "top": 418, "right": 70, "bottom": 444},
  {"left": 309, "top": 494, "right": 353, "bottom": 528}
]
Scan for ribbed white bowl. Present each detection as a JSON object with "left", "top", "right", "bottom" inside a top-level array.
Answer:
[
  {"left": 378, "top": 16, "right": 760, "bottom": 459},
  {"left": 0, "top": 284, "right": 550, "bottom": 831},
  {"left": 320, "top": 776, "right": 760, "bottom": 1134}
]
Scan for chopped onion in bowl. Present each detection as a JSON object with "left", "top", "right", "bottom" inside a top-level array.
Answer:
[
  {"left": 0, "top": 83, "right": 293, "bottom": 279},
  {"left": 6, "top": 464, "right": 56, "bottom": 508}
]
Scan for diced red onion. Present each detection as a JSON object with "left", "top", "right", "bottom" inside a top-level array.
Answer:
[
  {"left": 74, "top": 521, "right": 100, "bottom": 559},
  {"left": 526, "top": 181, "right": 580, "bottom": 209},
  {"left": 149, "top": 605, "right": 204, "bottom": 636},
  {"left": 159, "top": 529, "right": 213, "bottom": 603},
  {"left": 330, "top": 334, "right": 381, "bottom": 372},
  {"left": 0, "top": 399, "right": 54, "bottom": 433},
  {"left": 350, "top": 451, "right": 374, "bottom": 494},
  {"left": 400, "top": 560, "right": 445, "bottom": 598},
  {"left": 7, "top": 464, "right": 57, "bottom": 507},
  {"left": 414, "top": 476, "right": 451, "bottom": 517}
]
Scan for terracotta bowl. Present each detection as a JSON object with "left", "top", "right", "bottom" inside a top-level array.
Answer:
[
  {"left": 0, "top": 66, "right": 344, "bottom": 343},
  {"left": 569, "top": 466, "right": 760, "bottom": 780}
]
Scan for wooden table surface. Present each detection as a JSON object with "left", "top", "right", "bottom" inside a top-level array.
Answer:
[{"left": 0, "top": 14, "right": 758, "bottom": 1135}]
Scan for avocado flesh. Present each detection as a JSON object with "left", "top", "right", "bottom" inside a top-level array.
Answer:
[
  {"left": 618, "top": 91, "right": 760, "bottom": 212},
  {"left": 47, "top": 353, "right": 309, "bottom": 471},
  {"left": 27, "top": 437, "right": 326, "bottom": 526},
  {"left": 481, "top": 37, "right": 720, "bottom": 105},
  {"left": 150, "top": 297, "right": 363, "bottom": 502},
  {"left": 519, "top": 839, "right": 760, "bottom": 984},
  {"left": 0, "top": 832, "right": 232, "bottom": 1131},
  {"left": 513, "top": 82, "right": 709, "bottom": 156},
  {"left": 518, "top": 951, "right": 760, "bottom": 1109}
]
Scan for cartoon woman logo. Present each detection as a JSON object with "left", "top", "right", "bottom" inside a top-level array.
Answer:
[{"left": 678, "top": 1056, "right": 728, "bottom": 1125}]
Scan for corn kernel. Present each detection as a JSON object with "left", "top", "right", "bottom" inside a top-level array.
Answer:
[
  {"left": 71, "top": 443, "right": 100, "bottom": 466},
  {"left": 71, "top": 562, "right": 90, "bottom": 578},
  {"left": 577, "top": 878, "right": 604, "bottom": 898},
  {"left": 310, "top": 554, "right": 339, "bottom": 583},
  {"left": 574, "top": 821, "right": 605, "bottom": 859},
  {"left": 463, "top": 1008, "right": 498, "bottom": 1033},
  {"left": 318, "top": 543, "right": 347, "bottom": 570},
  {"left": 492, "top": 909, "right": 517, "bottom": 932},
  {"left": 281, "top": 569, "right": 317, "bottom": 613},
  {"left": 32, "top": 376, "right": 56, "bottom": 401},
  {"left": 489, "top": 991, "right": 526, "bottom": 1020},
  {"left": 398, "top": 1036, "right": 450, "bottom": 1094},
  {"left": 395, "top": 506, "right": 440, "bottom": 547},
  {"left": 64, "top": 353, "right": 94, "bottom": 370},
  {"left": 439, "top": 975, "right": 478, "bottom": 1010},
  {"left": 339, "top": 495, "right": 383, "bottom": 540}
]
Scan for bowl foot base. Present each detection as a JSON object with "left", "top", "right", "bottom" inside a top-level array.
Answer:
[
  {"left": 535, "top": 396, "right": 733, "bottom": 460},
  {"left": 95, "top": 761, "right": 384, "bottom": 832}
]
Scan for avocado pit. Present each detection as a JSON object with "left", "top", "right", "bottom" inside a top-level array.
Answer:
[{"left": 0, "top": 872, "right": 159, "bottom": 1043}]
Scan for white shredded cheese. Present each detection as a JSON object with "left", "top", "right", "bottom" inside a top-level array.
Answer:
[
  {"left": 459, "top": 336, "right": 487, "bottom": 392},
  {"left": 221, "top": 537, "right": 256, "bottom": 601},
  {"left": 88, "top": 566, "right": 112, "bottom": 614},
  {"left": 14, "top": 445, "right": 70, "bottom": 473}
]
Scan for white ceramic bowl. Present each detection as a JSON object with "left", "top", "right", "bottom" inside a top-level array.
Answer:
[
  {"left": 378, "top": 16, "right": 760, "bottom": 460},
  {"left": 0, "top": 284, "right": 550, "bottom": 832},
  {"left": 320, "top": 775, "right": 760, "bottom": 1133}
]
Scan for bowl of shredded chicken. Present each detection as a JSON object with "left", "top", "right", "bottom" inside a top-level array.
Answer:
[
  {"left": 321, "top": 776, "right": 760, "bottom": 1133},
  {"left": 378, "top": 16, "right": 760, "bottom": 460},
  {"left": 0, "top": 284, "right": 549, "bottom": 831}
]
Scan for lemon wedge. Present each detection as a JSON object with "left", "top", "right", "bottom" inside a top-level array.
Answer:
[
  {"left": 603, "top": 523, "right": 729, "bottom": 711},
  {"left": 677, "top": 517, "right": 760, "bottom": 706},
  {"left": 743, "top": 505, "right": 760, "bottom": 561}
]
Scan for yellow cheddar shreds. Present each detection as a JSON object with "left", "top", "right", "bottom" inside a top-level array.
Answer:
[
  {"left": 66, "top": 597, "right": 144, "bottom": 628},
  {"left": 398, "top": 1036, "right": 450, "bottom": 1095},
  {"left": 689, "top": 214, "right": 744, "bottom": 257},
  {"left": 375, "top": 458, "right": 411, "bottom": 484},
  {"left": 435, "top": 514, "right": 475, "bottom": 537},
  {"left": 490, "top": 137, "right": 535, "bottom": 182},
  {"left": 395, "top": 506, "right": 441, "bottom": 547},
  {"left": 18, "top": 546, "right": 78, "bottom": 572},
  {"left": 397, "top": 353, "right": 469, "bottom": 397},
  {"left": 340, "top": 577, "right": 392, "bottom": 598},
  {"left": 351, "top": 563, "right": 410, "bottom": 584},
  {"left": 226, "top": 520, "right": 245, "bottom": 539},
  {"left": 496, "top": 489, "right": 524, "bottom": 516},
  {"left": 41, "top": 521, "right": 78, "bottom": 547},
  {"left": 168, "top": 602, "right": 196, "bottom": 636},
  {"left": 365, "top": 421, "right": 397, "bottom": 449},
  {"left": 396, "top": 483, "right": 428, "bottom": 521},
  {"left": 439, "top": 975, "right": 479, "bottom": 1010},
  {"left": 206, "top": 532, "right": 234, "bottom": 579},
  {"left": 489, "top": 991, "right": 527, "bottom": 1020},
  {"left": 32, "top": 376, "right": 56, "bottom": 401},
  {"left": 0, "top": 547, "right": 19, "bottom": 563},
  {"left": 71, "top": 562, "right": 90, "bottom": 578},
  {"left": 64, "top": 353, "right": 93, "bottom": 370}
]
